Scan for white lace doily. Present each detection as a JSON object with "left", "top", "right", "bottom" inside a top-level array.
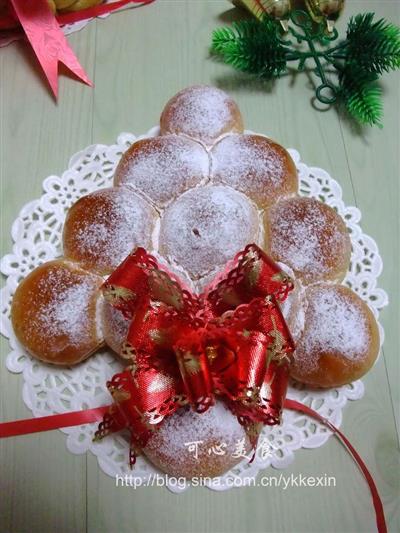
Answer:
[{"left": 0, "top": 127, "right": 388, "bottom": 493}]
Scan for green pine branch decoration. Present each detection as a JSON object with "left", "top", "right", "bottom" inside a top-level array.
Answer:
[
  {"left": 212, "top": 18, "right": 288, "bottom": 78},
  {"left": 211, "top": 10, "right": 400, "bottom": 127},
  {"left": 346, "top": 13, "right": 400, "bottom": 74}
]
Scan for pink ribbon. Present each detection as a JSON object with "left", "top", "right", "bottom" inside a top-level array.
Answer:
[
  {"left": 10, "top": 0, "right": 92, "bottom": 98},
  {"left": 2, "top": 1, "right": 156, "bottom": 97}
]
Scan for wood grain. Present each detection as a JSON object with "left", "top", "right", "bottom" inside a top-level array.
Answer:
[{"left": 1, "top": 1, "right": 399, "bottom": 532}]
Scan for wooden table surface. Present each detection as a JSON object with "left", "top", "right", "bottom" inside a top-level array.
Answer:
[{"left": 1, "top": 1, "right": 399, "bottom": 532}]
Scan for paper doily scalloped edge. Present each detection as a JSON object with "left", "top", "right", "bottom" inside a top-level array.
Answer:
[{"left": 0, "top": 127, "right": 388, "bottom": 492}]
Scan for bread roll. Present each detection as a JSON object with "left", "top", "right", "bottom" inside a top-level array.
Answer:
[
  {"left": 114, "top": 135, "right": 210, "bottom": 208},
  {"left": 290, "top": 283, "right": 380, "bottom": 388},
  {"left": 159, "top": 185, "right": 261, "bottom": 280},
  {"left": 211, "top": 134, "right": 298, "bottom": 208},
  {"left": 264, "top": 196, "right": 351, "bottom": 284},
  {"left": 160, "top": 85, "right": 244, "bottom": 146},
  {"left": 143, "top": 401, "right": 251, "bottom": 478},
  {"left": 63, "top": 187, "right": 158, "bottom": 276},
  {"left": 11, "top": 259, "right": 104, "bottom": 365}
]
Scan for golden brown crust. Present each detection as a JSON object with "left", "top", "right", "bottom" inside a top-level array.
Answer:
[
  {"left": 160, "top": 85, "right": 244, "bottom": 145},
  {"left": 290, "top": 283, "right": 380, "bottom": 388},
  {"left": 11, "top": 259, "right": 104, "bottom": 365},
  {"left": 211, "top": 134, "right": 298, "bottom": 208},
  {"left": 264, "top": 196, "right": 351, "bottom": 284}
]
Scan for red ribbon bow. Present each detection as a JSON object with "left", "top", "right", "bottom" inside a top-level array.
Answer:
[
  {"left": 95, "top": 245, "right": 295, "bottom": 462},
  {"left": 0, "top": 245, "right": 388, "bottom": 532}
]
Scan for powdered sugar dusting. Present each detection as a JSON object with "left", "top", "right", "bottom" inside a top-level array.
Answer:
[
  {"left": 161, "top": 86, "right": 242, "bottom": 145},
  {"left": 114, "top": 135, "right": 210, "bottom": 208},
  {"left": 101, "top": 299, "right": 130, "bottom": 355},
  {"left": 144, "top": 401, "right": 247, "bottom": 471},
  {"left": 159, "top": 185, "right": 260, "bottom": 279},
  {"left": 211, "top": 134, "right": 297, "bottom": 207},
  {"left": 29, "top": 264, "right": 101, "bottom": 350},
  {"left": 267, "top": 197, "right": 350, "bottom": 283},
  {"left": 63, "top": 188, "right": 157, "bottom": 275},
  {"left": 152, "top": 251, "right": 195, "bottom": 293},
  {"left": 278, "top": 262, "right": 306, "bottom": 342},
  {"left": 296, "top": 284, "right": 370, "bottom": 372}
]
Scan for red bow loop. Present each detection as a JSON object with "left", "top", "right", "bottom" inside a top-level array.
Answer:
[
  {"left": 204, "top": 244, "right": 294, "bottom": 316},
  {"left": 123, "top": 302, "right": 178, "bottom": 365},
  {"left": 103, "top": 251, "right": 150, "bottom": 319},
  {"left": 103, "top": 248, "right": 200, "bottom": 320},
  {"left": 206, "top": 297, "right": 294, "bottom": 422},
  {"left": 173, "top": 328, "right": 215, "bottom": 412},
  {"left": 97, "top": 245, "right": 295, "bottom": 454}
]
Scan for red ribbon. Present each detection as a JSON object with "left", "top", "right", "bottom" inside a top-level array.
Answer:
[
  {"left": 0, "top": 401, "right": 387, "bottom": 533},
  {"left": 284, "top": 399, "right": 387, "bottom": 533},
  {"left": 0, "top": 406, "right": 109, "bottom": 437}
]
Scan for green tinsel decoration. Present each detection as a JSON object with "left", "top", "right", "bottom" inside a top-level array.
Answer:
[{"left": 211, "top": 11, "right": 400, "bottom": 127}]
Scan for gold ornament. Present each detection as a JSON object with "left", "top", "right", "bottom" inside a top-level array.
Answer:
[
  {"left": 241, "top": 386, "right": 261, "bottom": 405},
  {"left": 271, "top": 271, "right": 289, "bottom": 283},
  {"left": 68, "top": 0, "right": 103, "bottom": 11},
  {"left": 54, "top": 0, "right": 77, "bottom": 9},
  {"left": 304, "top": 0, "right": 345, "bottom": 32},
  {"left": 183, "top": 355, "right": 201, "bottom": 376},
  {"left": 244, "top": 250, "right": 262, "bottom": 287},
  {"left": 148, "top": 270, "right": 184, "bottom": 310},
  {"left": 50, "top": 0, "right": 103, "bottom": 13},
  {"left": 47, "top": 0, "right": 57, "bottom": 13},
  {"left": 231, "top": 0, "right": 292, "bottom": 31},
  {"left": 266, "top": 316, "right": 286, "bottom": 362},
  {"left": 259, "top": 0, "right": 292, "bottom": 19},
  {"left": 246, "top": 422, "right": 263, "bottom": 442}
]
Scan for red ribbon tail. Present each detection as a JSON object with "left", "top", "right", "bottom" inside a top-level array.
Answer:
[
  {"left": 284, "top": 399, "right": 387, "bottom": 533},
  {"left": 0, "top": 398, "right": 388, "bottom": 533},
  {"left": 10, "top": 0, "right": 93, "bottom": 98},
  {"left": 0, "top": 406, "right": 110, "bottom": 438}
]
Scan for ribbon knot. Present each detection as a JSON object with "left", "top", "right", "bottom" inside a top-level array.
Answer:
[{"left": 96, "top": 244, "right": 295, "bottom": 462}]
